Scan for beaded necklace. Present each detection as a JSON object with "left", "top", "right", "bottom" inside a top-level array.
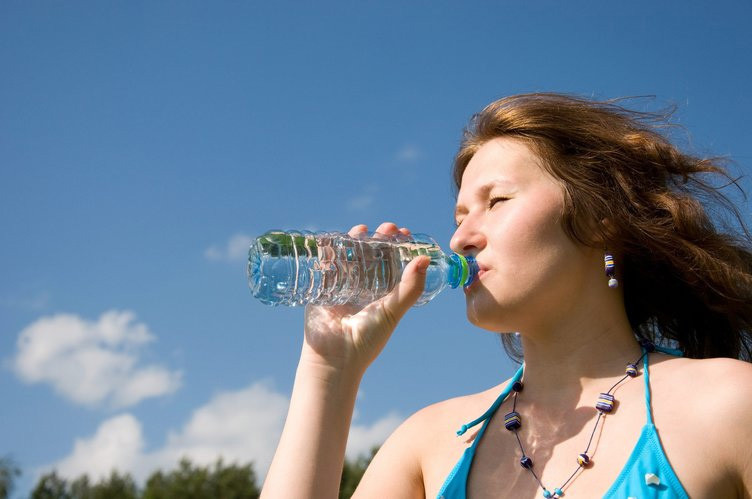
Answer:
[{"left": 502, "top": 347, "right": 649, "bottom": 498}]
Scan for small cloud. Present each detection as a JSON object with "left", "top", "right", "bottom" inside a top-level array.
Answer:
[
  {"left": 205, "top": 234, "right": 254, "bottom": 263},
  {"left": 49, "top": 414, "right": 145, "bottom": 481},
  {"left": 347, "top": 412, "right": 402, "bottom": 460},
  {"left": 396, "top": 144, "right": 422, "bottom": 162},
  {"left": 40, "top": 381, "right": 403, "bottom": 483},
  {"left": 347, "top": 184, "right": 379, "bottom": 212},
  {"left": 0, "top": 291, "right": 50, "bottom": 311},
  {"left": 11, "top": 310, "right": 182, "bottom": 409}
]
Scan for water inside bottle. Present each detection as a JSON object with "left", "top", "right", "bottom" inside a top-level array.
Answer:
[{"left": 248, "top": 231, "right": 443, "bottom": 306}]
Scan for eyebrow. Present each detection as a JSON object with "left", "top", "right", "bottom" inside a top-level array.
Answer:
[{"left": 454, "top": 180, "right": 514, "bottom": 219}]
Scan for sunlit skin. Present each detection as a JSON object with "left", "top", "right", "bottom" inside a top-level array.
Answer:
[{"left": 450, "top": 137, "right": 604, "bottom": 337}]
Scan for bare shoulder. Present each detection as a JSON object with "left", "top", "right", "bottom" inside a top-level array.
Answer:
[
  {"left": 354, "top": 377, "right": 517, "bottom": 498},
  {"left": 407, "top": 377, "right": 517, "bottom": 448},
  {"left": 652, "top": 354, "right": 752, "bottom": 400},
  {"left": 650, "top": 354, "right": 752, "bottom": 495},
  {"left": 682, "top": 356, "right": 752, "bottom": 429}
]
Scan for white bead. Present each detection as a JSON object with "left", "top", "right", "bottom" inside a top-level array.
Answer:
[
  {"left": 645, "top": 473, "right": 661, "bottom": 486},
  {"left": 608, "top": 278, "right": 618, "bottom": 288}
]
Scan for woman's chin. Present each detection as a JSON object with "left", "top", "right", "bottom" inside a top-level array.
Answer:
[
  {"left": 465, "top": 294, "right": 500, "bottom": 328},
  {"left": 464, "top": 291, "right": 522, "bottom": 332}
]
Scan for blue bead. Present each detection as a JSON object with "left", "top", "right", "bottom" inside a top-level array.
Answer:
[
  {"left": 626, "top": 364, "right": 638, "bottom": 377},
  {"left": 504, "top": 411, "right": 522, "bottom": 431},
  {"left": 595, "top": 393, "right": 615, "bottom": 413},
  {"left": 543, "top": 490, "right": 552, "bottom": 498},
  {"left": 554, "top": 488, "right": 564, "bottom": 496},
  {"left": 520, "top": 456, "right": 533, "bottom": 469}
]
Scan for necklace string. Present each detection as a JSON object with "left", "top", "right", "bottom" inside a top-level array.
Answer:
[{"left": 504, "top": 347, "right": 649, "bottom": 498}]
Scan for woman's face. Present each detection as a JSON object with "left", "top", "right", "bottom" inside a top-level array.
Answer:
[{"left": 450, "top": 137, "right": 598, "bottom": 333}]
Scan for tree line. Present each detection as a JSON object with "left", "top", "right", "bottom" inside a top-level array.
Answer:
[{"left": 0, "top": 449, "right": 377, "bottom": 499}]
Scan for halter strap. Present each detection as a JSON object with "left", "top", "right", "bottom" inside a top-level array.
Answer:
[
  {"left": 642, "top": 344, "right": 683, "bottom": 425},
  {"left": 455, "top": 365, "right": 524, "bottom": 436}
]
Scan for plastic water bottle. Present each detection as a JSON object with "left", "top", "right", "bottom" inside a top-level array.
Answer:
[{"left": 247, "top": 229, "right": 478, "bottom": 307}]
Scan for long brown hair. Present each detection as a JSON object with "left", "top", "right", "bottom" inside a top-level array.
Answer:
[{"left": 453, "top": 93, "right": 752, "bottom": 361}]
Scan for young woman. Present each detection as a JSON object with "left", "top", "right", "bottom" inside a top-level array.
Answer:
[{"left": 261, "top": 94, "right": 752, "bottom": 498}]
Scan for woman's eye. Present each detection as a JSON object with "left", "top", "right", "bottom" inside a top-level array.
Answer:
[{"left": 488, "top": 197, "right": 508, "bottom": 208}]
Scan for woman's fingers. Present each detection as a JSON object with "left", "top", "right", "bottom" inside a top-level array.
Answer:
[
  {"left": 347, "top": 224, "right": 368, "bottom": 238},
  {"left": 374, "top": 222, "right": 399, "bottom": 235},
  {"left": 382, "top": 255, "right": 429, "bottom": 324},
  {"left": 349, "top": 222, "right": 412, "bottom": 241}
]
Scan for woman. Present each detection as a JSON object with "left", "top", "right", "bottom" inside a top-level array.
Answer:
[{"left": 261, "top": 94, "right": 752, "bottom": 498}]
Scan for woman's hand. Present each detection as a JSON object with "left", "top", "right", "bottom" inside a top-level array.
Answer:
[
  {"left": 302, "top": 222, "right": 430, "bottom": 374},
  {"left": 262, "top": 222, "right": 429, "bottom": 498}
]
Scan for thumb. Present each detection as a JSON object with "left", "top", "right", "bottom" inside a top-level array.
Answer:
[{"left": 382, "top": 255, "right": 430, "bottom": 323}]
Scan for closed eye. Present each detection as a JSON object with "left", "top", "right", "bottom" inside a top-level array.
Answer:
[
  {"left": 489, "top": 196, "right": 509, "bottom": 208},
  {"left": 455, "top": 197, "right": 509, "bottom": 227}
]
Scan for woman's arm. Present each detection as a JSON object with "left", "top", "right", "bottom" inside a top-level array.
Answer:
[
  {"left": 352, "top": 409, "right": 429, "bottom": 499},
  {"left": 260, "top": 222, "right": 430, "bottom": 498},
  {"left": 261, "top": 356, "right": 364, "bottom": 498}
]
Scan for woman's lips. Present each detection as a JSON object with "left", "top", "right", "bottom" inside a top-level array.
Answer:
[{"left": 465, "top": 269, "right": 489, "bottom": 292}]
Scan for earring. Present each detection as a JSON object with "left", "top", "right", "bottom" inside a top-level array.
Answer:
[{"left": 604, "top": 252, "right": 618, "bottom": 288}]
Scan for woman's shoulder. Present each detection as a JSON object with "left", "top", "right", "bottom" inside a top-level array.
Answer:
[
  {"left": 391, "top": 375, "right": 516, "bottom": 461},
  {"left": 650, "top": 354, "right": 752, "bottom": 491},
  {"left": 651, "top": 353, "right": 752, "bottom": 406},
  {"left": 357, "top": 377, "right": 516, "bottom": 497},
  {"left": 406, "top": 377, "right": 515, "bottom": 432},
  {"left": 652, "top": 353, "right": 752, "bottom": 390}
]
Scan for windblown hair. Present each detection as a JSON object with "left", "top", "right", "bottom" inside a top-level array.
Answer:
[{"left": 453, "top": 93, "right": 752, "bottom": 361}]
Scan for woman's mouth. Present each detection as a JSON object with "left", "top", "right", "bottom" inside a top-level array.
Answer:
[{"left": 465, "top": 269, "right": 488, "bottom": 292}]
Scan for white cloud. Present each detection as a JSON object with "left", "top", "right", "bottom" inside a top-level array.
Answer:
[
  {"left": 396, "top": 144, "right": 422, "bottom": 162},
  {"left": 52, "top": 414, "right": 145, "bottom": 480},
  {"left": 347, "top": 184, "right": 379, "bottom": 211},
  {"left": 347, "top": 412, "right": 402, "bottom": 460},
  {"left": 204, "top": 233, "right": 254, "bottom": 263},
  {"left": 148, "top": 382, "right": 289, "bottom": 478},
  {"left": 11, "top": 310, "right": 182, "bottom": 409},
  {"left": 41, "top": 381, "right": 403, "bottom": 484},
  {"left": 0, "top": 291, "right": 50, "bottom": 311}
]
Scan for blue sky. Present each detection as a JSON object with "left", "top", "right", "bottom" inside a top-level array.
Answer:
[{"left": 2, "top": 1, "right": 751, "bottom": 496}]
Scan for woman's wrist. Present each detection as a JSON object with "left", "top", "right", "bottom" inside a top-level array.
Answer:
[{"left": 297, "top": 346, "right": 366, "bottom": 391}]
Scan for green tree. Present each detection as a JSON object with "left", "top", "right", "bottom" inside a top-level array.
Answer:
[
  {"left": 32, "top": 470, "right": 138, "bottom": 499},
  {"left": 143, "top": 457, "right": 260, "bottom": 499},
  {"left": 30, "top": 472, "right": 71, "bottom": 499},
  {"left": 339, "top": 447, "right": 378, "bottom": 499},
  {"left": 73, "top": 471, "right": 138, "bottom": 499},
  {"left": 0, "top": 456, "right": 22, "bottom": 499},
  {"left": 31, "top": 459, "right": 261, "bottom": 499}
]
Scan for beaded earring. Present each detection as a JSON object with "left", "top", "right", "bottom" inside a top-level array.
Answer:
[{"left": 604, "top": 252, "right": 618, "bottom": 288}]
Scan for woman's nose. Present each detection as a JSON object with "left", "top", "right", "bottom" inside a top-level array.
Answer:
[{"left": 449, "top": 220, "right": 485, "bottom": 255}]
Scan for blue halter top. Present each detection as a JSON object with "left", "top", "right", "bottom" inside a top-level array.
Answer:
[{"left": 437, "top": 346, "right": 689, "bottom": 498}]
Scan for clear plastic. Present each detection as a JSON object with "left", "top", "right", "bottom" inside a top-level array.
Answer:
[{"left": 247, "top": 229, "right": 478, "bottom": 307}]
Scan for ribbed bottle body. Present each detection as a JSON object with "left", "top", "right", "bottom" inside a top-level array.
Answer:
[{"left": 247, "top": 230, "right": 475, "bottom": 307}]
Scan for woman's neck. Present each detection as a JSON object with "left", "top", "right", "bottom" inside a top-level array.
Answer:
[{"left": 516, "top": 310, "right": 643, "bottom": 406}]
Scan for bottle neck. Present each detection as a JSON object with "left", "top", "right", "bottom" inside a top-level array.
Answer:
[{"left": 447, "top": 254, "right": 478, "bottom": 288}]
